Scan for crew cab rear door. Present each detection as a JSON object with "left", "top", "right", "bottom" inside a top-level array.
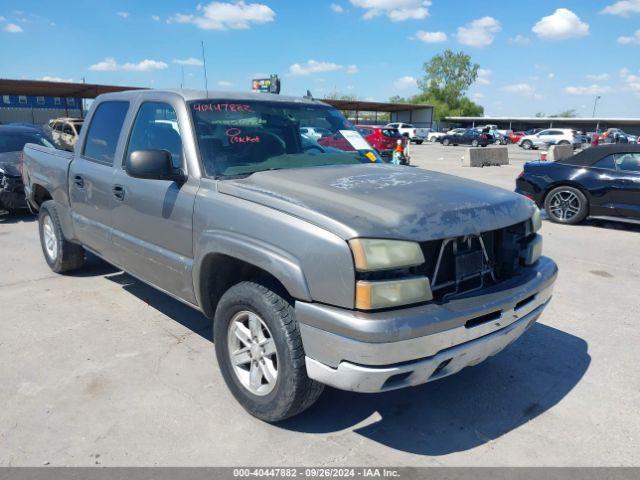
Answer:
[
  {"left": 111, "top": 100, "right": 198, "bottom": 303},
  {"left": 69, "top": 100, "right": 130, "bottom": 259}
]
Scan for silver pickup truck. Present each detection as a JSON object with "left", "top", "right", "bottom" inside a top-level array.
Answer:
[{"left": 22, "top": 89, "right": 557, "bottom": 422}]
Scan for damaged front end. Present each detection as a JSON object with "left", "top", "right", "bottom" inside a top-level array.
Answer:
[{"left": 0, "top": 162, "right": 27, "bottom": 212}]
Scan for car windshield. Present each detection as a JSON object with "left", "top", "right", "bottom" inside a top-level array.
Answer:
[
  {"left": 0, "top": 131, "right": 55, "bottom": 153},
  {"left": 190, "top": 100, "right": 382, "bottom": 177}
]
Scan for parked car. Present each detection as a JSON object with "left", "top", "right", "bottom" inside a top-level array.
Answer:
[
  {"left": 0, "top": 125, "right": 55, "bottom": 212},
  {"left": 48, "top": 117, "right": 83, "bottom": 151},
  {"left": 516, "top": 144, "right": 640, "bottom": 225},
  {"left": 600, "top": 128, "right": 637, "bottom": 144},
  {"left": 300, "top": 126, "right": 332, "bottom": 141},
  {"left": 440, "top": 128, "right": 491, "bottom": 147},
  {"left": 509, "top": 131, "right": 526, "bottom": 144},
  {"left": 355, "top": 125, "right": 403, "bottom": 158},
  {"left": 428, "top": 128, "right": 464, "bottom": 142},
  {"left": 23, "top": 89, "right": 556, "bottom": 422},
  {"left": 518, "top": 129, "right": 581, "bottom": 150},
  {"left": 385, "top": 122, "right": 429, "bottom": 144}
]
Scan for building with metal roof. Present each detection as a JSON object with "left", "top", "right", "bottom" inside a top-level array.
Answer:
[{"left": 445, "top": 116, "right": 640, "bottom": 135}]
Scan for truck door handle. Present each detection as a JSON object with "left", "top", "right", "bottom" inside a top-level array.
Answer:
[
  {"left": 112, "top": 184, "right": 125, "bottom": 201},
  {"left": 73, "top": 175, "right": 84, "bottom": 188}
]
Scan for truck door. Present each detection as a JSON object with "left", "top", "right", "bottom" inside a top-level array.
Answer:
[
  {"left": 111, "top": 101, "right": 197, "bottom": 303},
  {"left": 69, "top": 101, "right": 130, "bottom": 259}
]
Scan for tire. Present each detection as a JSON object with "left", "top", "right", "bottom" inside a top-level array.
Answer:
[
  {"left": 544, "top": 186, "right": 588, "bottom": 225},
  {"left": 471, "top": 139, "right": 479, "bottom": 147},
  {"left": 414, "top": 140, "right": 423, "bottom": 145},
  {"left": 522, "top": 140, "right": 533, "bottom": 150},
  {"left": 558, "top": 140, "right": 570, "bottom": 146},
  {"left": 442, "top": 138, "right": 450, "bottom": 146},
  {"left": 38, "top": 200, "right": 85, "bottom": 273},
  {"left": 214, "top": 281, "right": 324, "bottom": 422}
]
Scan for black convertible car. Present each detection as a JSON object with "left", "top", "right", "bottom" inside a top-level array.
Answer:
[{"left": 516, "top": 144, "right": 640, "bottom": 225}]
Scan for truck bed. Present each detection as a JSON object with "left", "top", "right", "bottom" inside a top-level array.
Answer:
[{"left": 22, "top": 144, "right": 74, "bottom": 209}]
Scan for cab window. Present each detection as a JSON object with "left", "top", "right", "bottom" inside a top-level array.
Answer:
[
  {"left": 83, "top": 101, "right": 130, "bottom": 165},
  {"left": 126, "top": 102, "right": 183, "bottom": 169}
]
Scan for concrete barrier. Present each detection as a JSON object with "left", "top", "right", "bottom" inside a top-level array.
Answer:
[
  {"left": 547, "top": 144, "right": 573, "bottom": 161},
  {"left": 463, "top": 146, "right": 509, "bottom": 167}
]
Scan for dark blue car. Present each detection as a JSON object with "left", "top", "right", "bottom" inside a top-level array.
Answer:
[{"left": 516, "top": 144, "right": 640, "bottom": 225}]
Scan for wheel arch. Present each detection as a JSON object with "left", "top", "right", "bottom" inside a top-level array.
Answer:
[{"left": 543, "top": 181, "right": 592, "bottom": 213}]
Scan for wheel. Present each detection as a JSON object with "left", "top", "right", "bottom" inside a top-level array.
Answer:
[
  {"left": 214, "top": 281, "right": 324, "bottom": 422},
  {"left": 558, "top": 140, "right": 570, "bottom": 146},
  {"left": 544, "top": 186, "right": 588, "bottom": 225},
  {"left": 442, "top": 138, "right": 450, "bottom": 146},
  {"left": 471, "top": 139, "right": 479, "bottom": 147},
  {"left": 522, "top": 140, "right": 533, "bottom": 150},
  {"left": 38, "top": 201, "right": 85, "bottom": 273},
  {"left": 414, "top": 140, "right": 423, "bottom": 145}
]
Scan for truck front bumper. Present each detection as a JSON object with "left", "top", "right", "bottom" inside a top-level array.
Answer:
[{"left": 296, "top": 256, "right": 557, "bottom": 393}]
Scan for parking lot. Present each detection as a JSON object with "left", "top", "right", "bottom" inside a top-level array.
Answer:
[{"left": 1, "top": 143, "right": 639, "bottom": 467}]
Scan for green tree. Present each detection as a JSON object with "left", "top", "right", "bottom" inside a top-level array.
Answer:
[{"left": 419, "top": 49, "right": 480, "bottom": 106}]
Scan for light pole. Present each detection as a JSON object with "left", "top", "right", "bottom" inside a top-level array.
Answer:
[{"left": 592, "top": 95, "right": 601, "bottom": 118}]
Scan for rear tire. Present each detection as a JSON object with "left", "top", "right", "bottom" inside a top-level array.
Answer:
[
  {"left": 544, "top": 186, "right": 588, "bottom": 225},
  {"left": 471, "top": 139, "right": 479, "bottom": 147},
  {"left": 442, "top": 138, "right": 450, "bottom": 146},
  {"left": 214, "top": 281, "right": 324, "bottom": 422},
  {"left": 38, "top": 200, "right": 85, "bottom": 273}
]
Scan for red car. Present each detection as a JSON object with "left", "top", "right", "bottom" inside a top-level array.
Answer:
[
  {"left": 355, "top": 125, "right": 404, "bottom": 157},
  {"left": 509, "top": 131, "right": 526, "bottom": 144}
]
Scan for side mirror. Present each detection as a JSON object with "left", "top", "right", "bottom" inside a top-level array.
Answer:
[{"left": 126, "top": 150, "right": 184, "bottom": 182}]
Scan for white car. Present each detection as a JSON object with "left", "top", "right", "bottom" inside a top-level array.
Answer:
[
  {"left": 300, "top": 126, "right": 332, "bottom": 141},
  {"left": 518, "top": 128, "right": 581, "bottom": 150},
  {"left": 385, "top": 123, "right": 429, "bottom": 144},
  {"left": 428, "top": 128, "right": 465, "bottom": 142}
]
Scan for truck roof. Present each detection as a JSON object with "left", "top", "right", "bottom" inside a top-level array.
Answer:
[{"left": 95, "top": 88, "right": 331, "bottom": 107}]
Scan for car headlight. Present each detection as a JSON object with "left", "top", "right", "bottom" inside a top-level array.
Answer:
[
  {"left": 355, "top": 277, "right": 433, "bottom": 310},
  {"left": 349, "top": 238, "right": 425, "bottom": 272},
  {"left": 531, "top": 207, "right": 542, "bottom": 232}
]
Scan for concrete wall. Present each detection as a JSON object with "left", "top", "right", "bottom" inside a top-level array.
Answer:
[
  {"left": 547, "top": 144, "right": 574, "bottom": 161},
  {"left": 463, "top": 147, "right": 509, "bottom": 167}
]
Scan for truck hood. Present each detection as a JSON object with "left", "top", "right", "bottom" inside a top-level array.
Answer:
[{"left": 218, "top": 164, "right": 535, "bottom": 241}]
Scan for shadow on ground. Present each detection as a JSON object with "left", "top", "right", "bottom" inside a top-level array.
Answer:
[
  {"left": 0, "top": 210, "right": 36, "bottom": 224},
  {"left": 97, "top": 262, "right": 589, "bottom": 457}
]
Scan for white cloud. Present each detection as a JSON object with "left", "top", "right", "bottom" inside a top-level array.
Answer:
[
  {"left": 564, "top": 85, "right": 611, "bottom": 95},
  {"left": 4, "top": 23, "right": 23, "bottom": 32},
  {"left": 89, "top": 58, "right": 168, "bottom": 72},
  {"left": 330, "top": 3, "right": 344, "bottom": 13},
  {"left": 168, "top": 1, "right": 275, "bottom": 30},
  {"left": 620, "top": 68, "right": 640, "bottom": 97},
  {"left": 151, "top": 15, "right": 160, "bottom": 21},
  {"left": 456, "top": 16, "right": 501, "bottom": 47},
  {"left": 502, "top": 83, "right": 543, "bottom": 99},
  {"left": 618, "top": 30, "right": 640, "bottom": 44},
  {"left": 349, "top": 0, "right": 431, "bottom": 21},
  {"left": 587, "top": 73, "right": 610, "bottom": 81},
  {"left": 217, "top": 80, "right": 233, "bottom": 87},
  {"left": 473, "top": 92, "right": 484, "bottom": 99},
  {"left": 346, "top": 64, "right": 358, "bottom": 74},
  {"left": 173, "top": 57, "right": 204, "bottom": 66},
  {"left": 508, "top": 34, "right": 531, "bottom": 45},
  {"left": 414, "top": 30, "right": 447, "bottom": 43},
  {"left": 601, "top": 0, "right": 640, "bottom": 16},
  {"left": 394, "top": 75, "right": 418, "bottom": 90},
  {"left": 476, "top": 68, "right": 492, "bottom": 85},
  {"left": 532, "top": 8, "right": 589, "bottom": 40},
  {"left": 116, "top": 11, "right": 130, "bottom": 19},
  {"left": 41, "top": 76, "right": 73, "bottom": 82},
  {"left": 289, "top": 60, "right": 348, "bottom": 76},
  {"left": 548, "top": 72, "right": 555, "bottom": 79}
]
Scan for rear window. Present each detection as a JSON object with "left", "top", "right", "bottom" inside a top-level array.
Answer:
[
  {"left": 83, "top": 101, "right": 129, "bottom": 165},
  {"left": 380, "top": 129, "right": 401, "bottom": 137},
  {"left": 0, "top": 131, "right": 54, "bottom": 153}
]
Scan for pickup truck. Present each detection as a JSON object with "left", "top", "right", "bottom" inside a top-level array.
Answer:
[
  {"left": 385, "top": 122, "right": 429, "bottom": 144},
  {"left": 22, "top": 89, "right": 557, "bottom": 422}
]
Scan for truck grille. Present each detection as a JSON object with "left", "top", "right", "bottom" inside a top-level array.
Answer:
[{"left": 415, "top": 220, "right": 530, "bottom": 303}]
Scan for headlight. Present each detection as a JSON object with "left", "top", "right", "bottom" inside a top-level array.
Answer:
[
  {"left": 522, "top": 234, "right": 543, "bottom": 265},
  {"left": 356, "top": 277, "right": 433, "bottom": 310},
  {"left": 531, "top": 207, "right": 542, "bottom": 232},
  {"left": 349, "top": 238, "right": 425, "bottom": 272}
]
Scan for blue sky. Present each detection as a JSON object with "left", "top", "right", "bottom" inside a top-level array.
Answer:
[{"left": 1, "top": 0, "right": 640, "bottom": 117}]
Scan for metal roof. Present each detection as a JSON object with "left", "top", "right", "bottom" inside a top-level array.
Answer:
[
  {"left": 0, "top": 79, "right": 433, "bottom": 112},
  {"left": 446, "top": 116, "right": 640, "bottom": 125}
]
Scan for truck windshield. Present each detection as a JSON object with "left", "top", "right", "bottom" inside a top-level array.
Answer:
[{"left": 190, "top": 100, "right": 382, "bottom": 177}]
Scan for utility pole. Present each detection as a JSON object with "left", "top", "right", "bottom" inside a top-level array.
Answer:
[
  {"left": 201, "top": 40, "right": 209, "bottom": 97},
  {"left": 592, "top": 95, "right": 601, "bottom": 118}
]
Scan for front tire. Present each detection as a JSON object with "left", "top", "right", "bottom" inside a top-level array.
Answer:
[
  {"left": 38, "top": 201, "right": 85, "bottom": 273},
  {"left": 442, "top": 138, "right": 450, "bottom": 146},
  {"left": 522, "top": 140, "right": 533, "bottom": 150},
  {"left": 214, "top": 281, "right": 324, "bottom": 422},
  {"left": 544, "top": 186, "right": 588, "bottom": 224},
  {"left": 471, "top": 139, "right": 479, "bottom": 147}
]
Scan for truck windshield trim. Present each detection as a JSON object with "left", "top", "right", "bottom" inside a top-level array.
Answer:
[{"left": 189, "top": 99, "right": 382, "bottom": 178}]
